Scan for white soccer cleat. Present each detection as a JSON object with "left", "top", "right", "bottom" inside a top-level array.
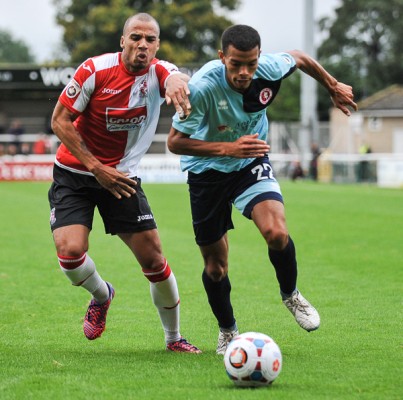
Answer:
[
  {"left": 283, "top": 291, "right": 320, "bottom": 332},
  {"left": 216, "top": 328, "right": 239, "bottom": 355}
]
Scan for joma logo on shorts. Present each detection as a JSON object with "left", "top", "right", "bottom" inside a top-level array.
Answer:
[{"left": 137, "top": 214, "right": 154, "bottom": 222}]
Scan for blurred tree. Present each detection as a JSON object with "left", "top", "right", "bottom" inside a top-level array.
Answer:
[
  {"left": 53, "top": 0, "right": 239, "bottom": 64},
  {"left": 50, "top": 0, "right": 308, "bottom": 122},
  {"left": 0, "top": 30, "right": 35, "bottom": 63},
  {"left": 317, "top": 0, "right": 403, "bottom": 118}
]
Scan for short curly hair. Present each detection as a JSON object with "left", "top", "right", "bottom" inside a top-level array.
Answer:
[{"left": 221, "top": 24, "right": 261, "bottom": 54}]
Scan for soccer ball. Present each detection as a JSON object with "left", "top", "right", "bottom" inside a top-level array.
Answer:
[{"left": 224, "top": 332, "right": 282, "bottom": 387}]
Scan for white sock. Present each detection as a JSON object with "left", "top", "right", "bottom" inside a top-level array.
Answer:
[
  {"left": 143, "top": 261, "right": 181, "bottom": 344},
  {"left": 58, "top": 252, "right": 109, "bottom": 304}
]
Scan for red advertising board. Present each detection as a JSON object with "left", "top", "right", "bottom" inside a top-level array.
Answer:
[{"left": 0, "top": 160, "right": 53, "bottom": 181}]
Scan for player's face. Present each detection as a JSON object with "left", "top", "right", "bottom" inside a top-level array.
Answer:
[
  {"left": 219, "top": 45, "right": 260, "bottom": 93},
  {"left": 120, "top": 19, "right": 160, "bottom": 73}
]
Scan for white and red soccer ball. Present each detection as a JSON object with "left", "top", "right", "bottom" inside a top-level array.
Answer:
[{"left": 224, "top": 332, "right": 282, "bottom": 387}]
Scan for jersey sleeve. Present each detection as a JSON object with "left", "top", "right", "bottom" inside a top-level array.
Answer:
[
  {"left": 154, "top": 59, "right": 181, "bottom": 97},
  {"left": 59, "top": 58, "right": 96, "bottom": 114},
  {"left": 172, "top": 82, "right": 208, "bottom": 136},
  {"left": 257, "top": 52, "right": 297, "bottom": 81}
]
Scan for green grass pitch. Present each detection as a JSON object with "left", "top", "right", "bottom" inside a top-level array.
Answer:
[{"left": 0, "top": 181, "right": 402, "bottom": 399}]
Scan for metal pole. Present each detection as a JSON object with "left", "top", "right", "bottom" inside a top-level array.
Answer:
[{"left": 299, "top": 0, "right": 319, "bottom": 168}]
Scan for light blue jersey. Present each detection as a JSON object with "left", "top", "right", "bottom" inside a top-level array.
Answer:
[{"left": 172, "top": 53, "right": 296, "bottom": 173}]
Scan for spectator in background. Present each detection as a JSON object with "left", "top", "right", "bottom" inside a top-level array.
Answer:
[
  {"left": 290, "top": 161, "right": 304, "bottom": 181},
  {"left": 33, "top": 133, "right": 52, "bottom": 154},
  {"left": 7, "top": 143, "right": 18, "bottom": 156},
  {"left": 0, "top": 111, "right": 7, "bottom": 134},
  {"left": 358, "top": 143, "right": 372, "bottom": 182},
  {"left": 7, "top": 119, "right": 25, "bottom": 153},
  {"left": 309, "top": 143, "right": 321, "bottom": 181},
  {"left": 20, "top": 142, "right": 31, "bottom": 155}
]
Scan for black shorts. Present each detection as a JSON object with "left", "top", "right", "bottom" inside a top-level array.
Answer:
[
  {"left": 188, "top": 156, "right": 283, "bottom": 246},
  {"left": 48, "top": 165, "right": 157, "bottom": 235}
]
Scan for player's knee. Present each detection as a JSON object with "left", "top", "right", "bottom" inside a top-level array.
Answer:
[
  {"left": 205, "top": 263, "right": 228, "bottom": 282},
  {"left": 53, "top": 234, "right": 88, "bottom": 257},
  {"left": 139, "top": 254, "right": 166, "bottom": 270},
  {"left": 263, "top": 228, "right": 289, "bottom": 251},
  {"left": 55, "top": 242, "right": 88, "bottom": 258},
  {"left": 207, "top": 269, "right": 226, "bottom": 282}
]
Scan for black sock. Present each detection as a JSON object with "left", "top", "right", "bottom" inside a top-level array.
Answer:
[
  {"left": 202, "top": 270, "right": 236, "bottom": 329},
  {"left": 268, "top": 236, "right": 298, "bottom": 296}
]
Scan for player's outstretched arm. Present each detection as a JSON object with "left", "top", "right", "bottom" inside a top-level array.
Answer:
[
  {"left": 165, "top": 73, "right": 192, "bottom": 119},
  {"left": 168, "top": 128, "right": 270, "bottom": 158},
  {"left": 288, "top": 49, "right": 358, "bottom": 116}
]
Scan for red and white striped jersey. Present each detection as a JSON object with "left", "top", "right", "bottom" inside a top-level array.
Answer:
[{"left": 55, "top": 52, "right": 179, "bottom": 176}]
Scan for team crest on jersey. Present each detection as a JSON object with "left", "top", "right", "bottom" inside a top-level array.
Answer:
[
  {"left": 65, "top": 79, "right": 81, "bottom": 99},
  {"left": 106, "top": 106, "right": 147, "bottom": 131},
  {"left": 139, "top": 79, "right": 148, "bottom": 97},
  {"left": 259, "top": 88, "right": 273, "bottom": 105}
]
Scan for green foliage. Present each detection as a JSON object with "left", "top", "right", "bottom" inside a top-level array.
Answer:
[
  {"left": 54, "top": 0, "right": 132, "bottom": 62},
  {"left": 53, "top": 0, "right": 239, "bottom": 64},
  {"left": 52, "top": 0, "right": 300, "bottom": 121},
  {"left": 318, "top": 0, "right": 403, "bottom": 103},
  {"left": 0, "top": 181, "right": 402, "bottom": 399},
  {"left": 0, "top": 30, "right": 35, "bottom": 63}
]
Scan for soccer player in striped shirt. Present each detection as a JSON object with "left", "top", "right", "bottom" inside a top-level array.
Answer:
[{"left": 48, "top": 13, "right": 200, "bottom": 353}]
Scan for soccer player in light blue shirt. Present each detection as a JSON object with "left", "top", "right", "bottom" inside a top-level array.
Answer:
[
  {"left": 173, "top": 52, "right": 296, "bottom": 174},
  {"left": 168, "top": 24, "right": 357, "bottom": 355}
]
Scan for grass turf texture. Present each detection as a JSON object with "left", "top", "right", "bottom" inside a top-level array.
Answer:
[{"left": 0, "top": 181, "right": 401, "bottom": 400}]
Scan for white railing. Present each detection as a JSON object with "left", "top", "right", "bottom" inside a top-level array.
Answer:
[{"left": 1, "top": 131, "right": 403, "bottom": 187}]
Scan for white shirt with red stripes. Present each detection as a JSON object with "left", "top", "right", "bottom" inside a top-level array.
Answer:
[{"left": 56, "top": 52, "right": 179, "bottom": 177}]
